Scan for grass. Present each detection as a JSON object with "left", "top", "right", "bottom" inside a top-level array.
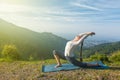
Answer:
[{"left": 0, "top": 59, "right": 120, "bottom": 80}]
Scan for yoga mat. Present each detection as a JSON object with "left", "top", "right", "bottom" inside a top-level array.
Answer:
[{"left": 42, "top": 61, "right": 109, "bottom": 72}]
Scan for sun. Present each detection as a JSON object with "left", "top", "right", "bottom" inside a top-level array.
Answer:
[
  {"left": 0, "top": 3, "right": 13, "bottom": 12},
  {"left": 0, "top": 3, "right": 21, "bottom": 13}
]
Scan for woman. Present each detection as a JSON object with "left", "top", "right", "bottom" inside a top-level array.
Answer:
[{"left": 53, "top": 32, "right": 100, "bottom": 68}]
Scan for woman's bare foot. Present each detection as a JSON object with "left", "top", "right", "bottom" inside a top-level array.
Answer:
[{"left": 55, "top": 64, "right": 62, "bottom": 68}]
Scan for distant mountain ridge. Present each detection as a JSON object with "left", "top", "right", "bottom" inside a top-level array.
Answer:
[
  {"left": 0, "top": 19, "right": 67, "bottom": 60},
  {"left": 83, "top": 39, "right": 110, "bottom": 48},
  {"left": 83, "top": 41, "right": 120, "bottom": 58}
]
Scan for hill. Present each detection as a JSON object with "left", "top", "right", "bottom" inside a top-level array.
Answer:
[
  {"left": 0, "top": 19, "right": 67, "bottom": 60},
  {"left": 83, "top": 41, "right": 120, "bottom": 57}
]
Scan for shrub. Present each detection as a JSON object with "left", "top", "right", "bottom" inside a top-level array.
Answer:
[
  {"left": 90, "top": 52, "right": 109, "bottom": 62},
  {"left": 109, "top": 51, "right": 120, "bottom": 62},
  {"left": 28, "top": 55, "right": 34, "bottom": 61},
  {"left": 1, "top": 44, "right": 20, "bottom": 60}
]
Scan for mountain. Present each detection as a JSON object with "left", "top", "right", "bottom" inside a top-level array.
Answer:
[
  {"left": 83, "top": 39, "right": 110, "bottom": 48},
  {"left": 83, "top": 41, "right": 120, "bottom": 58},
  {"left": 0, "top": 19, "right": 67, "bottom": 60},
  {"left": 1, "top": 18, "right": 120, "bottom": 60}
]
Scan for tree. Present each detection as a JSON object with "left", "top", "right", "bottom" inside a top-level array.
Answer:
[{"left": 1, "top": 44, "right": 20, "bottom": 60}]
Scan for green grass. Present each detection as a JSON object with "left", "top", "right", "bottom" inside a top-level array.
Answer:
[{"left": 0, "top": 59, "right": 120, "bottom": 80}]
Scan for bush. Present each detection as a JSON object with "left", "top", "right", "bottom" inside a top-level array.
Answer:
[
  {"left": 0, "top": 58, "right": 13, "bottom": 62},
  {"left": 1, "top": 44, "right": 20, "bottom": 60},
  {"left": 90, "top": 52, "right": 109, "bottom": 62},
  {"left": 28, "top": 55, "right": 34, "bottom": 61},
  {"left": 109, "top": 51, "right": 120, "bottom": 62}
]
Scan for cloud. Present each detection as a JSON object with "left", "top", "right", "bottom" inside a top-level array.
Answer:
[
  {"left": 93, "top": 0, "right": 120, "bottom": 9},
  {"left": 71, "top": 2, "right": 102, "bottom": 11},
  {"left": 47, "top": 10, "right": 98, "bottom": 16},
  {"left": 0, "top": 0, "right": 120, "bottom": 38}
]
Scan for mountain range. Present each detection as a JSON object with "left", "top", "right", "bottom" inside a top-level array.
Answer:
[
  {"left": 0, "top": 19, "right": 67, "bottom": 60},
  {"left": 83, "top": 41, "right": 120, "bottom": 58},
  {"left": 0, "top": 18, "right": 120, "bottom": 60}
]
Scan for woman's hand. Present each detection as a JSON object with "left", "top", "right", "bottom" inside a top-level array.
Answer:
[
  {"left": 87, "top": 32, "right": 95, "bottom": 36},
  {"left": 90, "top": 32, "right": 95, "bottom": 36}
]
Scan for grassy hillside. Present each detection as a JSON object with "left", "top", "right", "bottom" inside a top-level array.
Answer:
[
  {"left": 0, "top": 19, "right": 67, "bottom": 60},
  {"left": 0, "top": 60, "right": 120, "bottom": 80}
]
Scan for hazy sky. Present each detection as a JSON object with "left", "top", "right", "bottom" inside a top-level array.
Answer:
[{"left": 0, "top": 0, "right": 120, "bottom": 39}]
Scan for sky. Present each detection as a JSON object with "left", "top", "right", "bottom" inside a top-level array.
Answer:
[{"left": 0, "top": 0, "right": 120, "bottom": 40}]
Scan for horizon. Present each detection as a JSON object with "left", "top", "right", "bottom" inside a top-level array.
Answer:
[{"left": 0, "top": 0, "right": 120, "bottom": 40}]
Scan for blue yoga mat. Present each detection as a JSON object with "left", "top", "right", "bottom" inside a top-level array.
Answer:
[{"left": 42, "top": 61, "right": 109, "bottom": 72}]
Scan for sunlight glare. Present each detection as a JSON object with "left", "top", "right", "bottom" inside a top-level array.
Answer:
[{"left": 0, "top": 3, "right": 24, "bottom": 13}]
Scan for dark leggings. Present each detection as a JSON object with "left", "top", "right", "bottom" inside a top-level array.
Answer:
[
  {"left": 65, "top": 56, "right": 87, "bottom": 67},
  {"left": 52, "top": 50, "right": 97, "bottom": 67}
]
